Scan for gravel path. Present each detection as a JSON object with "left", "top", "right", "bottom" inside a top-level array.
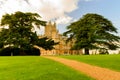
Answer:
[{"left": 44, "top": 56, "right": 120, "bottom": 80}]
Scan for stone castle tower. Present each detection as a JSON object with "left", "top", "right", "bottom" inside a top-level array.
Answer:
[
  {"left": 45, "top": 21, "right": 59, "bottom": 41},
  {"left": 40, "top": 21, "right": 83, "bottom": 55}
]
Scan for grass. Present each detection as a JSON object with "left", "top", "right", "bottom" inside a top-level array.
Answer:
[
  {"left": 60, "top": 54, "right": 120, "bottom": 72},
  {"left": 0, "top": 56, "right": 94, "bottom": 80}
]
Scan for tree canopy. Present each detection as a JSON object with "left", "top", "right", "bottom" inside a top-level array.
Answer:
[
  {"left": 64, "top": 13, "right": 120, "bottom": 55},
  {"left": 0, "top": 11, "right": 57, "bottom": 56}
]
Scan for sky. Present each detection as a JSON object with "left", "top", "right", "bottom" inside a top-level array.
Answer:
[{"left": 0, "top": 0, "right": 120, "bottom": 35}]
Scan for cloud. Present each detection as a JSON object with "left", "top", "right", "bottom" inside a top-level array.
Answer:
[
  {"left": 0, "top": 0, "right": 30, "bottom": 17},
  {"left": 56, "top": 16, "right": 73, "bottom": 24},
  {"left": 0, "top": 0, "right": 79, "bottom": 24}
]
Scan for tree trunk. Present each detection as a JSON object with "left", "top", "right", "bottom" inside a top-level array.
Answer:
[{"left": 84, "top": 48, "right": 89, "bottom": 55}]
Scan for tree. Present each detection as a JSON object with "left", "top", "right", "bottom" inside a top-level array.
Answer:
[
  {"left": 63, "top": 13, "right": 120, "bottom": 55},
  {"left": 0, "top": 11, "right": 57, "bottom": 55}
]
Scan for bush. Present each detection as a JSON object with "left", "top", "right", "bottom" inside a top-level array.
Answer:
[
  {"left": 0, "top": 47, "right": 40, "bottom": 56},
  {"left": 25, "top": 48, "right": 40, "bottom": 56},
  {"left": 0, "top": 47, "right": 12, "bottom": 56}
]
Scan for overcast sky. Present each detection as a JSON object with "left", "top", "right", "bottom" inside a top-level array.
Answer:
[{"left": 0, "top": 0, "right": 120, "bottom": 35}]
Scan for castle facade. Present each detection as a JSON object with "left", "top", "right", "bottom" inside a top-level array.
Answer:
[{"left": 39, "top": 22, "right": 83, "bottom": 55}]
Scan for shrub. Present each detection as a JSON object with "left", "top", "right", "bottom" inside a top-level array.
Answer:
[{"left": 0, "top": 47, "right": 40, "bottom": 56}]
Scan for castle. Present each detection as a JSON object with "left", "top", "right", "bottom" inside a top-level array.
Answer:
[
  {"left": 37, "top": 22, "right": 120, "bottom": 55},
  {"left": 39, "top": 21, "right": 83, "bottom": 55}
]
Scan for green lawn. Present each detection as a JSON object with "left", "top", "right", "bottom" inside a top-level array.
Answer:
[
  {"left": 0, "top": 56, "right": 94, "bottom": 80},
  {"left": 60, "top": 54, "right": 120, "bottom": 71}
]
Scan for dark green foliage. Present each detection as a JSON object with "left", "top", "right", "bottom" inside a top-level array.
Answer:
[
  {"left": 21, "top": 47, "right": 40, "bottom": 56},
  {"left": 25, "top": 48, "right": 40, "bottom": 55},
  {"left": 0, "top": 47, "right": 40, "bottom": 56},
  {"left": 64, "top": 13, "right": 120, "bottom": 55},
  {"left": 0, "top": 11, "right": 57, "bottom": 56},
  {"left": 0, "top": 47, "right": 11, "bottom": 56},
  {"left": 37, "top": 37, "right": 59, "bottom": 50}
]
